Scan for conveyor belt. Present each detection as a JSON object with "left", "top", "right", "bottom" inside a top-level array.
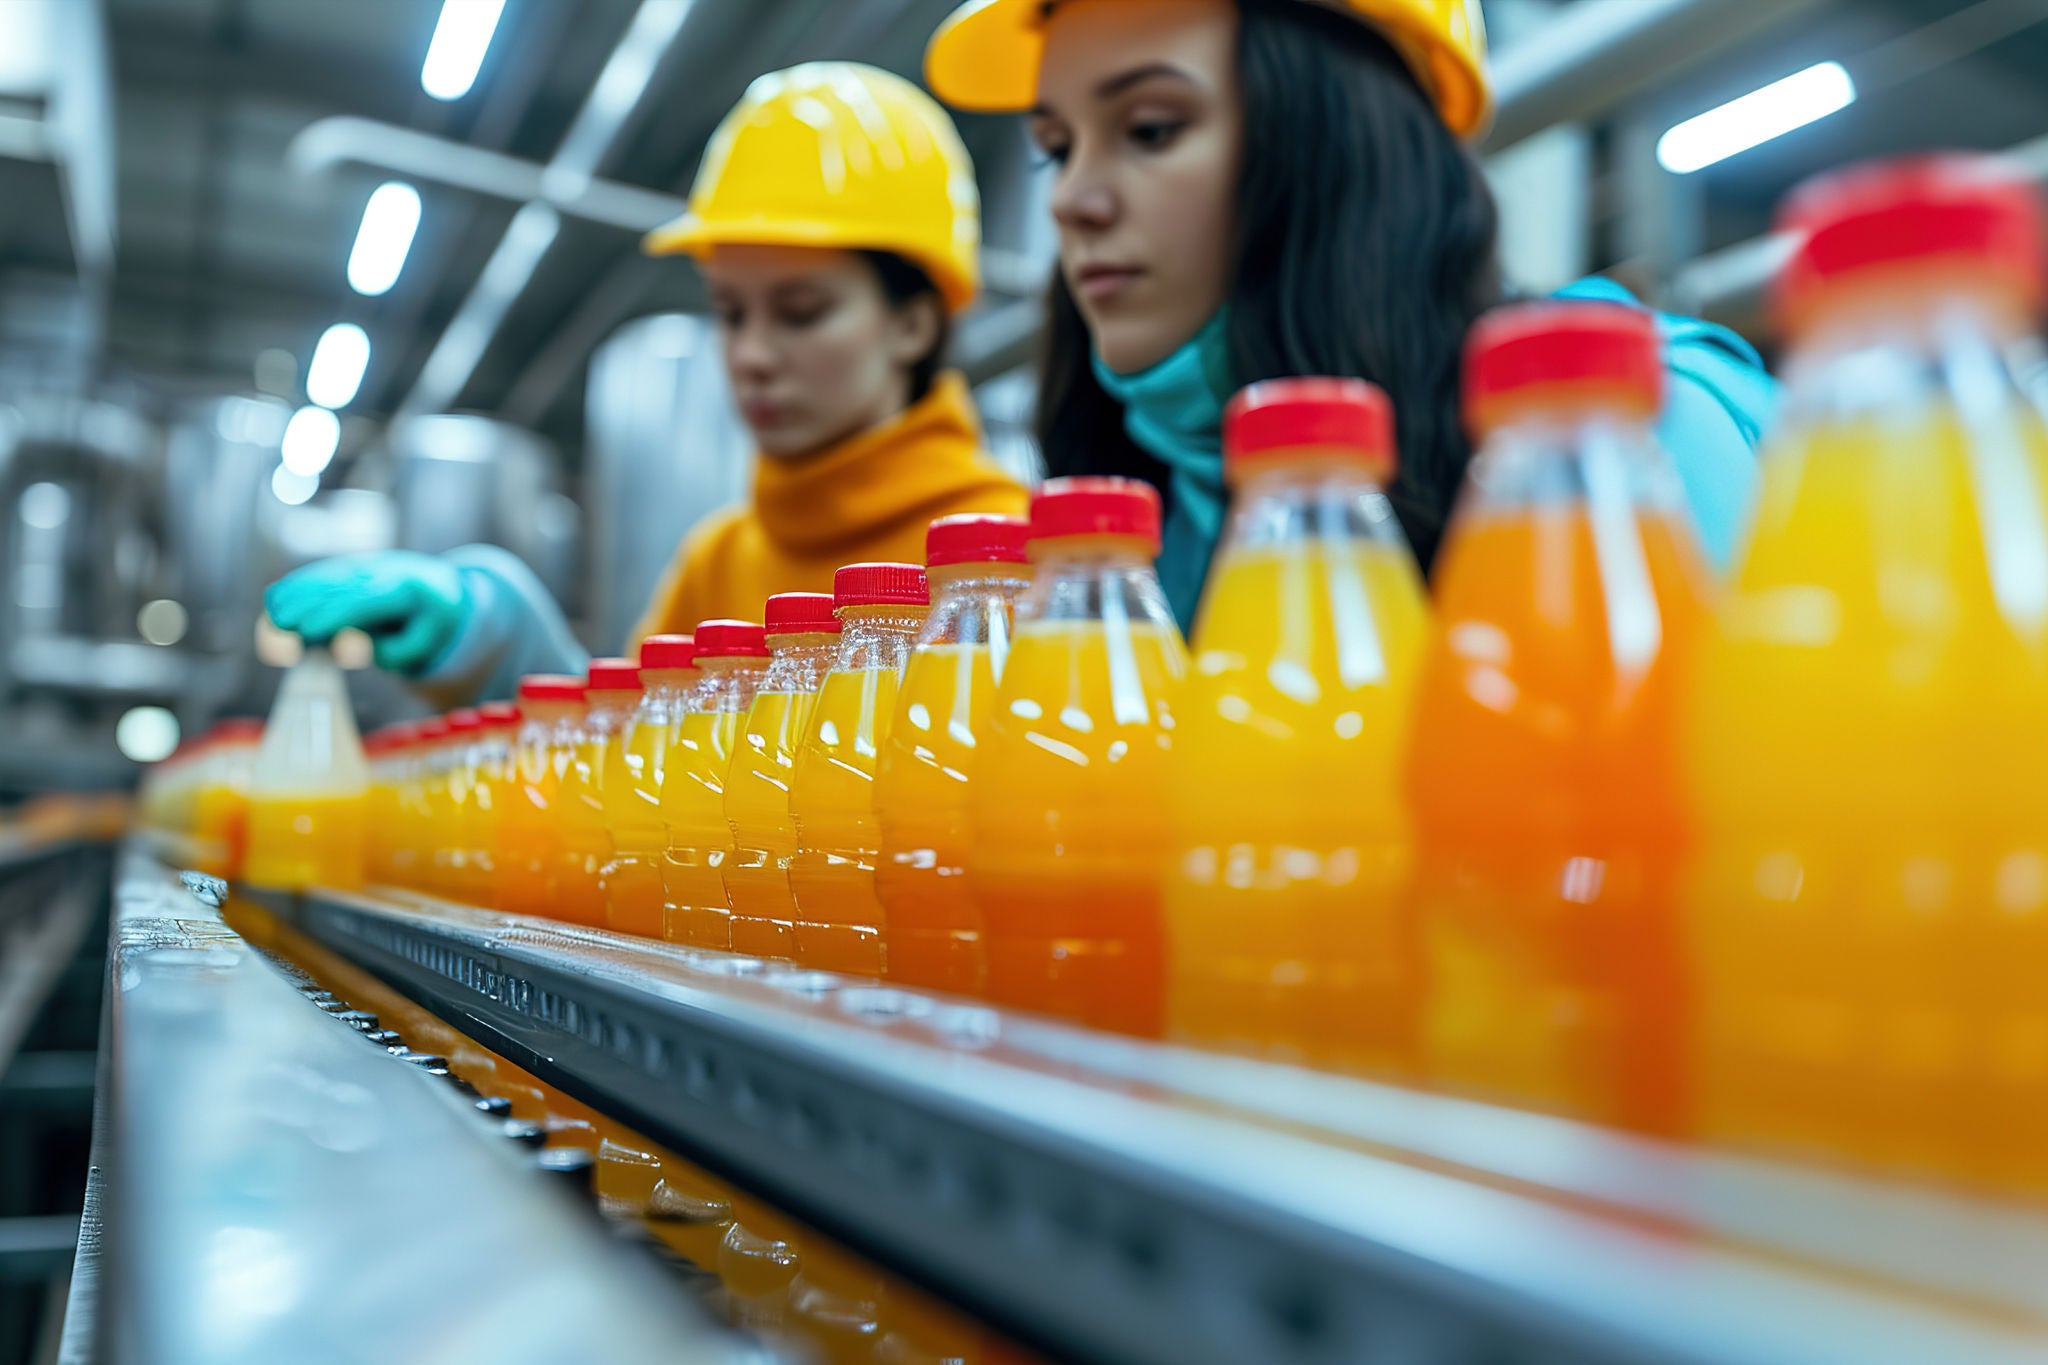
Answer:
[{"left": 251, "top": 877, "right": 2048, "bottom": 1365}]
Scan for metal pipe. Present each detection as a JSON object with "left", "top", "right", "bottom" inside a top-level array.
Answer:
[{"left": 1482, "top": 0, "right": 1833, "bottom": 153}]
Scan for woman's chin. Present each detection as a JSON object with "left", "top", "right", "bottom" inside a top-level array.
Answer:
[{"left": 1090, "top": 321, "right": 1193, "bottom": 378}]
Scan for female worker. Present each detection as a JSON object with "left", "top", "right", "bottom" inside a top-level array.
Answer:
[
  {"left": 266, "top": 62, "right": 1026, "bottom": 700},
  {"left": 923, "top": 0, "right": 1775, "bottom": 625}
]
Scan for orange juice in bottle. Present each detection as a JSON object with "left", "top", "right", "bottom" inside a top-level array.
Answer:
[
  {"left": 436, "top": 708, "right": 486, "bottom": 898},
  {"left": 789, "top": 564, "right": 930, "bottom": 976},
  {"left": 876, "top": 515, "right": 1031, "bottom": 996},
  {"left": 243, "top": 647, "right": 370, "bottom": 892},
  {"left": 466, "top": 701, "right": 519, "bottom": 902},
  {"left": 495, "top": 675, "right": 583, "bottom": 917},
  {"left": 972, "top": 478, "right": 1186, "bottom": 1036},
  {"left": 1165, "top": 379, "right": 1429, "bottom": 1073},
  {"left": 660, "top": 620, "right": 769, "bottom": 948},
  {"left": 557, "top": 658, "right": 641, "bottom": 927},
  {"left": 605, "top": 635, "right": 697, "bottom": 938},
  {"left": 362, "top": 723, "right": 404, "bottom": 884},
  {"left": 1686, "top": 157, "right": 2048, "bottom": 1192},
  {"left": 193, "top": 718, "right": 262, "bottom": 880},
  {"left": 394, "top": 718, "right": 445, "bottom": 892},
  {"left": 724, "top": 594, "right": 841, "bottom": 959},
  {"left": 1408, "top": 301, "right": 1707, "bottom": 1134}
]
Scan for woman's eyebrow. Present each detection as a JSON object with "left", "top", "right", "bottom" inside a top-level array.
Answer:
[{"left": 1028, "top": 61, "right": 1198, "bottom": 116}]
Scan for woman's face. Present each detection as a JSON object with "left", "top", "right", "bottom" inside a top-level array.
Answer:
[
  {"left": 703, "top": 245, "right": 940, "bottom": 459},
  {"left": 1030, "top": 0, "right": 1243, "bottom": 375}
]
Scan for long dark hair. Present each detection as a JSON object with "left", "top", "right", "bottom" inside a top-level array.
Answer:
[
  {"left": 1036, "top": 0, "right": 1503, "bottom": 570},
  {"left": 861, "top": 249, "right": 952, "bottom": 404}
]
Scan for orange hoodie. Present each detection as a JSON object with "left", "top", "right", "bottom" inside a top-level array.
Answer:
[{"left": 632, "top": 373, "right": 1028, "bottom": 642}]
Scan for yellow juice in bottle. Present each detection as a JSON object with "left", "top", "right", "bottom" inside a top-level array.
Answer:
[
  {"left": 556, "top": 659, "right": 642, "bottom": 928},
  {"left": 876, "top": 516, "right": 1031, "bottom": 996},
  {"left": 496, "top": 677, "right": 582, "bottom": 918},
  {"left": 465, "top": 702, "right": 520, "bottom": 903},
  {"left": 1165, "top": 380, "right": 1428, "bottom": 1074},
  {"left": 437, "top": 709, "right": 485, "bottom": 900},
  {"left": 192, "top": 718, "right": 262, "bottom": 880},
  {"left": 660, "top": 621, "right": 768, "bottom": 948},
  {"left": 1688, "top": 157, "right": 2048, "bottom": 1192},
  {"left": 724, "top": 595, "right": 841, "bottom": 960},
  {"left": 242, "top": 648, "right": 369, "bottom": 892},
  {"left": 972, "top": 481, "right": 1185, "bottom": 1036},
  {"left": 604, "top": 637, "right": 697, "bottom": 938},
  {"left": 788, "top": 566, "right": 928, "bottom": 976}
]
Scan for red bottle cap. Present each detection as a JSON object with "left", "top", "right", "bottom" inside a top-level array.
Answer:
[
  {"left": 638, "top": 633, "right": 696, "bottom": 670},
  {"left": 1028, "top": 476, "right": 1162, "bottom": 552},
  {"left": 208, "top": 717, "right": 266, "bottom": 745},
  {"left": 418, "top": 717, "right": 453, "bottom": 741},
  {"left": 1775, "top": 153, "right": 2047, "bottom": 333},
  {"left": 1463, "top": 300, "right": 1663, "bottom": 435},
  {"left": 586, "top": 657, "right": 642, "bottom": 692},
  {"left": 1225, "top": 378, "right": 1395, "bottom": 479},
  {"left": 926, "top": 513, "right": 1029, "bottom": 567},
  {"left": 517, "top": 673, "right": 586, "bottom": 703},
  {"left": 693, "top": 619, "right": 770, "bottom": 658},
  {"left": 834, "top": 562, "right": 930, "bottom": 607},
  {"left": 479, "top": 701, "right": 521, "bottom": 728},
  {"left": 447, "top": 707, "right": 484, "bottom": 733},
  {"left": 764, "top": 592, "right": 842, "bottom": 636}
]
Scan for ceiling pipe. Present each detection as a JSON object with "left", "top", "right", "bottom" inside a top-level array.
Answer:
[{"left": 1482, "top": 0, "right": 1833, "bottom": 153}]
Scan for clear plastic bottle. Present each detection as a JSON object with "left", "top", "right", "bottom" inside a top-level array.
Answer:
[
  {"left": 243, "top": 647, "right": 371, "bottom": 892},
  {"left": 1408, "top": 301, "right": 1707, "bottom": 1135},
  {"left": 466, "top": 701, "right": 519, "bottom": 903},
  {"left": 788, "top": 565, "right": 930, "bottom": 976},
  {"left": 362, "top": 722, "right": 407, "bottom": 885},
  {"left": 606, "top": 635, "right": 698, "bottom": 938},
  {"left": 1685, "top": 156, "right": 2048, "bottom": 1191},
  {"left": 724, "top": 593, "right": 842, "bottom": 960},
  {"left": 495, "top": 675, "right": 585, "bottom": 918},
  {"left": 660, "top": 620, "right": 770, "bottom": 949},
  {"left": 558, "top": 658, "right": 641, "bottom": 927},
  {"left": 875, "top": 514, "right": 1031, "bottom": 995},
  {"left": 436, "top": 708, "right": 486, "bottom": 898},
  {"left": 193, "top": 717, "right": 263, "bottom": 880},
  {"left": 1165, "top": 379, "right": 1430, "bottom": 1074},
  {"left": 971, "top": 477, "right": 1187, "bottom": 1036}
]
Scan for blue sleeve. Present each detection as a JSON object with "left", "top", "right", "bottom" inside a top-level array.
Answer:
[
  {"left": 412, "top": 544, "right": 590, "bottom": 708},
  {"left": 1553, "top": 276, "right": 1779, "bottom": 571}
]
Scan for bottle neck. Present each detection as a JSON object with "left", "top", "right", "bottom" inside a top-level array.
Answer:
[
  {"left": 761, "top": 631, "right": 840, "bottom": 693},
  {"left": 1463, "top": 410, "right": 1683, "bottom": 518},
  {"left": 832, "top": 604, "right": 928, "bottom": 672},
  {"left": 1783, "top": 283, "right": 2039, "bottom": 430},
  {"left": 640, "top": 668, "right": 698, "bottom": 700},
  {"left": 584, "top": 690, "right": 638, "bottom": 732},
  {"left": 1226, "top": 458, "right": 1406, "bottom": 556},
  {"left": 1018, "top": 534, "right": 1178, "bottom": 631},
  {"left": 693, "top": 655, "right": 769, "bottom": 712},
  {"left": 922, "top": 563, "right": 1033, "bottom": 648}
]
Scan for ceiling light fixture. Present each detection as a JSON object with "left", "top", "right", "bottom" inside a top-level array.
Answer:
[
  {"left": 421, "top": 0, "right": 506, "bottom": 101},
  {"left": 305, "top": 323, "right": 371, "bottom": 409},
  {"left": 1657, "top": 62, "right": 1856, "bottom": 175},
  {"left": 347, "top": 181, "right": 422, "bottom": 296},
  {"left": 280, "top": 406, "right": 341, "bottom": 476}
]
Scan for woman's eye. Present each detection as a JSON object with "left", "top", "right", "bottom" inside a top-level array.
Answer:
[
  {"left": 714, "top": 306, "right": 742, "bottom": 330},
  {"left": 1129, "top": 119, "right": 1185, "bottom": 150},
  {"left": 1031, "top": 140, "right": 1070, "bottom": 169},
  {"left": 779, "top": 301, "right": 830, "bottom": 328}
]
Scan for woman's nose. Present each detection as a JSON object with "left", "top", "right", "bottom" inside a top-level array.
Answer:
[
  {"left": 1050, "top": 154, "right": 1117, "bottom": 233},
  {"left": 725, "top": 318, "right": 779, "bottom": 376}
]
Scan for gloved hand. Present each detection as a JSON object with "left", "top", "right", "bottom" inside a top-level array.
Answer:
[{"left": 264, "top": 551, "right": 471, "bottom": 676}]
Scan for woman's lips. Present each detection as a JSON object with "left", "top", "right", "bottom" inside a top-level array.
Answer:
[
  {"left": 741, "top": 400, "right": 791, "bottom": 426},
  {"left": 1074, "top": 264, "right": 1143, "bottom": 302}
]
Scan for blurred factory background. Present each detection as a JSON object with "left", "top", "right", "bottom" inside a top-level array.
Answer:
[{"left": 2, "top": 0, "right": 2046, "bottom": 796}]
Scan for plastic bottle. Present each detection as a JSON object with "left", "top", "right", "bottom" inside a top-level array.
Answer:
[
  {"left": 660, "top": 620, "right": 770, "bottom": 948},
  {"left": 243, "top": 647, "right": 371, "bottom": 892},
  {"left": 435, "top": 708, "right": 485, "bottom": 898},
  {"left": 193, "top": 718, "right": 263, "bottom": 880},
  {"left": 495, "top": 675, "right": 584, "bottom": 918},
  {"left": 1164, "top": 379, "right": 1430, "bottom": 1073},
  {"left": 1407, "top": 301, "right": 1706, "bottom": 1134},
  {"left": 605, "top": 635, "right": 698, "bottom": 938},
  {"left": 788, "top": 564, "right": 930, "bottom": 976},
  {"left": 875, "top": 514, "right": 1031, "bottom": 996},
  {"left": 724, "top": 593, "right": 842, "bottom": 959},
  {"left": 466, "top": 701, "right": 519, "bottom": 902},
  {"left": 556, "top": 658, "right": 641, "bottom": 927},
  {"left": 1685, "top": 156, "right": 2048, "bottom": 1192},
  {"left": 362, "top": 723, "right": 406, "bottom": 885},
  {"left": 971, "top": 478, "right": 1186, "bottom": 1036}
]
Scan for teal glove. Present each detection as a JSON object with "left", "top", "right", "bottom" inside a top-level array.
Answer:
[{"left": 264, "top": 551, "right": 471, "bottom": 675}]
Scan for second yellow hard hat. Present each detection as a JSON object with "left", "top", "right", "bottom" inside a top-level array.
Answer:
[
  {"left": 924, "top": 0, "right": 1491, "bottom": 139},
  {"left": 646, "top": 62, "right": 983, "bottom": 314}
]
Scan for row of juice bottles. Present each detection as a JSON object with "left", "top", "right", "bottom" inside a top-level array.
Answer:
[{"left": 140, "top": 153, "right": 2048, "bottom": 1200}]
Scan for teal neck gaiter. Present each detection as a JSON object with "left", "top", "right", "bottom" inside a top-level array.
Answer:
[{"left": 1089, "top": 310, "right": 1232, "bottom": 634}]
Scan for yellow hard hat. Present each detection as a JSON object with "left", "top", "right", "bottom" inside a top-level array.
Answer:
[
  {"left": 645, "top": 62, "right": 982, "bottom": 314},
  {"left": 924, "top": 0, "right": 1490, "bottom": 139}
]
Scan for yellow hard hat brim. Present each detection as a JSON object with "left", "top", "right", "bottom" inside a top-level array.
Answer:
[
  {"left": 924, "top": 0, "right": 1492, "bottom": 139},
  {"left": 643, "top": 213, "right": 979, "bottom": 315}
]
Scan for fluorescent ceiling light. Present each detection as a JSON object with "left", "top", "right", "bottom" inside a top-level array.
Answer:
[
  {"left": 281, "top": 406, "right": 341, "bottom": 476},
  {"left": 347, "top": 182, "right": 422, "bottom": 296},
  {"left": 271, "top": 464, "right": 320, "bottom": 506},
  {"left": 1658, "top": 62, "right": 1855, "bottom": 175},
  {"left": 421, "top": 0, "right": 506, "bottom": 101},
  {"left": 305, "top": 323, "right": 371, "bottom": 409}
]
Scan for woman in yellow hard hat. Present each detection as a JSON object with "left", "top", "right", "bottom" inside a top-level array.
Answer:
[
  {"left": 267, "top": 62, "right": 1025, "bottom": 701},
  {"left": 924, "top": 0, "right": 1775, "bottom": 629}
]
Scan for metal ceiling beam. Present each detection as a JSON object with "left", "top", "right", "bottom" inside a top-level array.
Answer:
[
  {"left": 1481, "top": 0, "right": 1834, "bottom": 153},
  {"left": 111, "top": 15, "right": 421, "bottom": 124}
]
